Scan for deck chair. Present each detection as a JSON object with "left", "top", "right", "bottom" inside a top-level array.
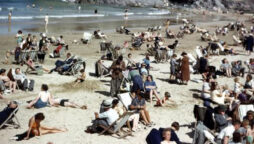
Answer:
[
  {"left": 25, "top": 62, "right": 44, "bottom": 76},
  {"left": 0, "top": 106, "right": 20, "bottom": 129},
  {"left": 118, "top": 92, "right": 133, "bottom": 111},
  {"left": 99, "top": 111, "right": 133, "bottom": 138},
  {"left": 233, "top": 35, "right": 241, "bottom": 45},
  {"left": 238, "top": 104, "right": 254, "bottom": 121}
]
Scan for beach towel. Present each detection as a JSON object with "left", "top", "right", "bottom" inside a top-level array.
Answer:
[{"left": 238, "top": 105, "right": 254, "bottom": 121}]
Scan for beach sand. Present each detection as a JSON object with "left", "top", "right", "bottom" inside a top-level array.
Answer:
[{"left": 0, "top": 11, "right": 253, "bottom": 144}]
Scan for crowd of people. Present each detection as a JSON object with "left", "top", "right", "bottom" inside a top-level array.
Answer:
[{"left": 0, "top": 10, "right": 254, "bottom": 144}]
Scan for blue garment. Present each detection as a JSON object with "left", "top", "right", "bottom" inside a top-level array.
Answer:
[
  {"left": 131, "top": 75, "right": 144, "bottom": 92},
  {"left": 143, "top": 58, "right": 150, "bottom": 69},
  {"left": 144, "top": 81, "right": 156, "bottom": 92},
  {"left": 34, "top": 98, "right": 48, "bottom": 109}
]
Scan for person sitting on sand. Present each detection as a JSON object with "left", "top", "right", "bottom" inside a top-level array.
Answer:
[
  {"left": 13, "top": 68, "right": 35, "bottom": 91},
  {"left": 130, "top": 90, "right": 153, "bottom": 126},
  {"left": 220, "top": 58, "right": 232, "bottom": 77},
  {"left": 144, "top": 75, "right": 162, "bottom": 105},
  {"left": 52, "top": 98, "right": 87, "bottom": 109},
  {"left": 13, "top": 113, "right": 67, "bottom": 141},
  {"left": 85, "top": 100, "right": 119, "bottom": 133},
  {"left": 57, "top": 35, "right": 68, "bottom": 50},
  {"left": 0, "top": 69, "right": 16, "bottom": 93},
  {"left": 26, "top": 56, "right": 50, "bottom": 73},
  {"left": 158, "top": 92, "right": 176, "bottom": 107},
  {"left": 27, "top": 84, "right": 54, "bottom": 109},
  {"left": 161, "top": 128, "right": 177, "bottom": 144},
  {"left": 73, "top": 69, "right": 86, "bottom": 86}
]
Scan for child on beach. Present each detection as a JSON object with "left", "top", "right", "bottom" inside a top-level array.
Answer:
[
  {"left": 161, "top": 128, "right": 176, "bottom": 144},
  {"left": 234, "top": 77, "right": 243, "bottom": 98},
  {"left": 73, "top": 69, "right": 86, "bottom": 86},
  {"left": 156, "top": 92, "right": 176, "bottom": 107}
]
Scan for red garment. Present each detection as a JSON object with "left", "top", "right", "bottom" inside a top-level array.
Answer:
[{"left": 55, "top": 45, "right": 62, "bottom": 53}]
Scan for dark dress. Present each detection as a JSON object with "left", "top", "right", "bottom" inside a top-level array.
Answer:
[
  {"left": 181, "top": 56, "right": 190, "bottom": 81},
  {"left": 246, "top": 35, "right": 254, "bottom": 52}
]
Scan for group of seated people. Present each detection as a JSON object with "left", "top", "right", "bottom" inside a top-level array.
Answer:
[
  {"left": 198, "top": 57, "right": 245, "bottom": 78},
  {"left": 0, "top": 68, "right": 35, "bottom": 99},
  {"left": 194, "top": 104, "right": 254, "bottom": 144}
]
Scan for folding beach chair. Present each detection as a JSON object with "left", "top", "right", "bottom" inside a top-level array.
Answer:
[
  {"left": 118, "top": 92, "right": 133, "bottom": 111},
  {"left": 0, "top": 106, "right": 20, "bottom": 129},
  {"left": 99, "top": 111, "right": 133, "bottom": 138},
  {"left": 238, "top": 104, "right": 254, "bottom": 121}
]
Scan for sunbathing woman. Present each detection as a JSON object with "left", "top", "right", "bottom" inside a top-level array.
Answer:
[
  {"left": 14, "top": 113, "right": 67, "bottom": 141},
  {"left": 52, "top": 98, "right": 87, "bottom": 109},
  {"left": 73, "top": 69, "right": 86, "bottom": 87},
  {"left": 27, "top": 84, "right": 54, "bottom": 109},
  {"left": 0, "top": 69, "right": 16, "bottom": 93},
  {"left": 26, "top": 56, "right": 50, "bottom": 73}
]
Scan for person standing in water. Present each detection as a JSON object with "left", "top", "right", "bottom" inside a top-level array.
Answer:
[
  {"left": 45, "top": 14, "right": 49, "bottom": 33},
  {"left": 124, "top": 9, "right": 128, "bottom": 27},
  {"left": 8, "top": 10, "right": 12, "bottom": 24},
  {"left": 94, "top": 9, "right": 98, "bottom": 14}
]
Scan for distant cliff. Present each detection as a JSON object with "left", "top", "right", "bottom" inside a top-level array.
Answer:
[{"left": 72, "top": 0, "right": 254, "bottom": 12}]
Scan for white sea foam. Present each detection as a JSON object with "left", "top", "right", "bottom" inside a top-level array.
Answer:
[
  {"left": 148, "top": 11, "right": 170, "bottom": 15},
  {"left": 0, "top": 14, "right": 105, "bottom": 20}
]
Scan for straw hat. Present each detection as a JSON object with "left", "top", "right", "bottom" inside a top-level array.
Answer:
[{"left": 102, "top": 99, "right": 113, "bottom": 108}]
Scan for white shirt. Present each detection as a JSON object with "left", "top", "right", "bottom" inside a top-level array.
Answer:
[
  {"left": 234, "top": 82, "right": 241, "bottom": 93},
  {"left": 218, "top": 125, "right": 235, "bottom": 140},
  {"left": 99, "top": 108, "right": 119, "bottom": 125},
  {"left": 211, "top": 90, "right": 225, "bottom": 104},
  {"left": 246, "top": 80, "right": 254, "bottom": 89},
  {"left": 13, "top": 73, "right": 27, "bottom": 83},
  {"left": 202, "top": 82, "right": 210, "bottom": 98},
  {"left": 38, "top": 91, "right": 51, "bottom": 102}
]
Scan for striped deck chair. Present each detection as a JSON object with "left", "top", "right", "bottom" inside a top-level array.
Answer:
[
  {"left": 99, "top": 111, "right": 133, "bottom": 138},
  {"left": 0, "top": 106, "right": 20, "bottom": 129}
]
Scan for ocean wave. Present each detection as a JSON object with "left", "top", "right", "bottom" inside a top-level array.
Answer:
[
  {"left": 148, "top": 11, "right": 170, "bottom": 15},
  {"left": 0, "top": 14, "right": 105, "bottom": 20},
  {"left": 112, "top": 12, "right": 134, "bottom": 16}
]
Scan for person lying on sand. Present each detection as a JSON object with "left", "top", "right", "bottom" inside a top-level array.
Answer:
[
  {"left": 73, "top": 69, "right": 86, "bottom": 87},
  {"left": 52, "top": 98, "right": 87, "bottom": 109},
  {"left": 13, "top": 113, "right": 67, "bottom": 141},
  {"left": 27, "top": 84, "right": 54, "bottom": 109}
]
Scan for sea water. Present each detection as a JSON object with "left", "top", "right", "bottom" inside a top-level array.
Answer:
[{"left": 0, "top": 0, "right": 232, "bottom": 35}]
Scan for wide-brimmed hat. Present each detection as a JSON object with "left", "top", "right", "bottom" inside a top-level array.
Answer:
[{"left": 102, "top": 99, "right": 113, "bottom": 108}]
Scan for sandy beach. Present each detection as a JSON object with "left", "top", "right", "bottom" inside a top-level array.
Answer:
[{"left": 0, "top": 9, "right": 253, "bottom": 144}]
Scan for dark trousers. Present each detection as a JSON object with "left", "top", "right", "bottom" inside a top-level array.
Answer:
[
  {"left": 91, "top": 119, "right": 109, "bottom": 132},
  {"left": 18, "top": 79, "right": 34, "bottom": 91}
]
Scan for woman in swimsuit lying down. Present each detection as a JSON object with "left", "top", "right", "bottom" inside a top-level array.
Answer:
[
  {"left": 52, "top": 98, "right": 87, "bottom": 109},
  {"left": 13, "top": 113, "right": 67, "bottom": 141}
]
